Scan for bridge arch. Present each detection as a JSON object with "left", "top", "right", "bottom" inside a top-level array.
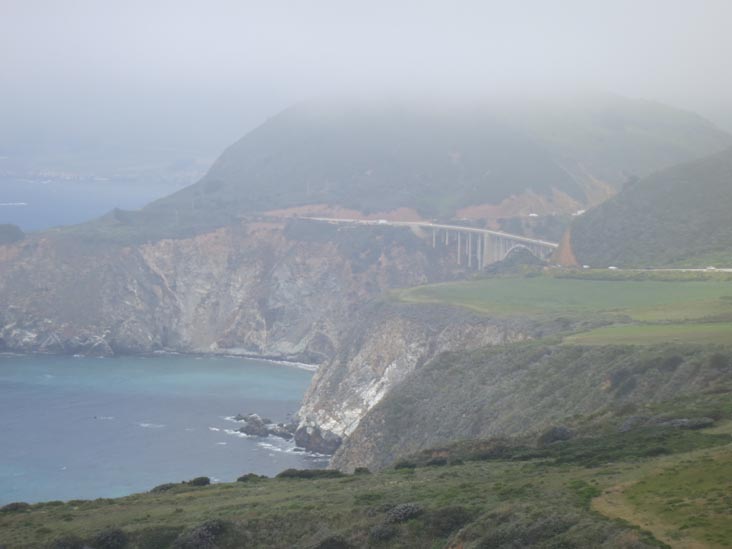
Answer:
[{"left": 501, "top": 244, "right": 548, "bottom": 262}]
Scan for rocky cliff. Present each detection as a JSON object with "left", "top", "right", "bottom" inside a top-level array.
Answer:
[
  {"left": 330, "top": 342, "right": 732, "bottom": 471},
  {"left": 0, "top": 219, "right": 459, "bottom": 360},
  {"left": 295, "top": 304, "right": 610, "bottom": 453}
]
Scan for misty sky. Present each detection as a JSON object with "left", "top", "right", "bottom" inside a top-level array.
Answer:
[{"left": 2, "top": 0, "right": 732, "bottom": 160}]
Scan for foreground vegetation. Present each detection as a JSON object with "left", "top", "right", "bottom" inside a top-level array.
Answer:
[{"left": 2, "top": 419, "right": 730, "bottom": 548}]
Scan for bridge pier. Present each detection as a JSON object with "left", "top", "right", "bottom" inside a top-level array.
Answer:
[
  {"left": 467, "top": 232, "right": 472, "bottom": 268},
  {"left": 457, "top": 232, "right": 461, "bottom": 265}
]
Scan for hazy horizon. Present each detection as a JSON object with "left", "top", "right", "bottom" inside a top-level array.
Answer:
[{"left": 2, "top": 0, "right": 732, "bottom": 166}]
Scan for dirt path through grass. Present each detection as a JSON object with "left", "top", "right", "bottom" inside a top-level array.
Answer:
[{"left": 593, "top": 480, "right": 709, "bottom": 549}]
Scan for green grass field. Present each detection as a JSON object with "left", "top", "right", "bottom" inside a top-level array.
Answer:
[
  {"left": 395, "top": 276, "right": 732, "bottom": 344},
  {"left": 395, "top": 277, "right": 732, "bottom": 320},
  {"left": 564, "top": 322, "right": 732, "bottom": 345}
]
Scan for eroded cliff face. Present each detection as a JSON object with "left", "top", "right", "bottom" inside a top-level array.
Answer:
[
  {"left": 296, "top": 303, "right": 534, "bottom": 443},
  {"left": 331, "top": 343, "right": 732, "bottom": 471},
  {"left": 0, "top": 219, "right": 457, "bottom": 360}
]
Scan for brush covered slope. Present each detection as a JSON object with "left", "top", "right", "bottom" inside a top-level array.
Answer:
[
  {"left": 567, "top": 146, "right": 732, "bottom": 267},
  {"left": 332, "top": 341, "right": 732, "bottom": 472},
  {"left": 70, "top": 93, "right": 731, "bottom": 242}
]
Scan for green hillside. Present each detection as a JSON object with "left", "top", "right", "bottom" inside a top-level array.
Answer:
[
  {"left": 150, "top": 95, "right": 731, "bottom": 219},
  {"left": 569, "top": 147, "right": 732, "bottom": 267},
  {"left": 69, "top": 94, "right": 730, "bottom": 243}
]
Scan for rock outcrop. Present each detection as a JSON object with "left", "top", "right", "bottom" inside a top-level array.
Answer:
[
  {"left": 295, "top": 302, "right": 534, "bottom": 446},
  {"left": 0, "top": 219, "right": 459, "bottom": 360}
]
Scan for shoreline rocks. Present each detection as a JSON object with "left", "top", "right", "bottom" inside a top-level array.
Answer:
[
  {"left": 233, "top": 413, "right": 297, "bottom": 441},
  {"left": 294, "top": 424, "right": 343, "bottom": 455}
]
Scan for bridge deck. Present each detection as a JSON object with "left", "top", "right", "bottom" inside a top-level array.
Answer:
[{"left": 303, "top": 217, "right": 559, "bottom": 248}]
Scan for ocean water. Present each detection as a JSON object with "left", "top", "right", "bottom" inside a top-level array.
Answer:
[
  {"left": 0, "top": 354, "right": 327, "bottom": 505},
  {"left": 0, "top": 177, "right": 183, "bottom": 231}
]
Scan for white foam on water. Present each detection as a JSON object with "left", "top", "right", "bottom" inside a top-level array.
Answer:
[
  {"left": 208, "top": 427, "right": 221, "bottom": 432},
  {"left": 138, "top": 423, "right": 165, "bottom": 429},
  {"left": 223, "top": 428, "right": 252, "bottom": 439}
]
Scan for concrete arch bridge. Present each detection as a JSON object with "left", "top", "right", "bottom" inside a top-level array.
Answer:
[{"left": 303, "top": 217, "right": 559, "bottom": 269}]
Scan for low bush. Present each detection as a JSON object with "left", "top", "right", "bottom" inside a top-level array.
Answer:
[
  {"left": 385, "top": 503, "right": 423, "bottom": 523},
  {"left": 275, "top": 469, "right": 345, "bottom": 480},
  {"left": 135, "top": 526, "right": 182, "bottom": 549},
  {"left": 173, "top": 519, "right": 231, "bottom": 549},
  {"left": 48, "top": 535, "right": 84, "bottom": 549},
  {"left": 89, "top": 528, "right": 129, "bottom": 549},
  {"left": 237, "top": 473, "right": 268, "bottom": 482},
  {"left": 309, "top": 534, "right": 353, "bottom": 549},
  {"left": 393, "top": 460, "right": 416, "bottom": 470},
  {"left": 1, "top": 501, "right": 30, "bottom": 513},
  {"left": 186, "top": 476, "right": 211, "bottom": 487},
  {"left": 425, "top": 505, "right": 475, "bottom": 537},
  {"left": 368, "top": 523, "right": 397, "bottom": 542},
  {"left": 150, "top": 483, "right": 177, "bottom": 493}
]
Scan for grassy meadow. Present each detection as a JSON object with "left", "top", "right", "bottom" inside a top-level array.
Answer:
[{"left": 394, "top": 274, "right": 732, "bottom": 344}]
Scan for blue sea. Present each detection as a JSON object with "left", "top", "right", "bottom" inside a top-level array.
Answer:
[
  {"left": 0, "top": 354, "right": 326, "bottom": 505},
  {"left": 0, "top": 176, "right": 184, "bottom": 231}
]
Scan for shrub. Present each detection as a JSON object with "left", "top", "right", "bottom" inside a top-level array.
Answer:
[
  {"left": 135, "top": 526, "right": 182, "bottom": 549},
  {"left": 425, "top": 457, "right": 448, "bottom": 467},
  {"left": 89, "top": 528, "right": 129, "bottom": 549},
  {"left": 1, "top": 501, "right": 30, "bottom": 513},
  {"left": 709, "top": 353, "right": 730, "bottom": 370},
  {"left": 385, "top": 503, "right": 423, "bottom": 523},
  {"left": 275, "top": 468, "right": 344, "bottom": 480},
  {"left": 237, "top": 473, "right": 268, "bottom": 482},
  {"left": 393, "top": 460, "right": 416, "bottom": 470},
  {"left": 353, "top": 467, "right": 371, "bottom": 475},
  {"left": 173, "top": 519, "right": 231, "bottom": 549},
  {"left": 368, "top": 523, "right": 397, "bottom": 542},
  {"left": 426, "top": 505, "right": 475, "bottom": 537},
  {"left": 47, "top": 535, "right": 84, "bottom": 549},
  {"left": 309, "top": 535, "right": 353, "bottom": 549},
  {"left": 537, "top": 426, "right": 575, "bottom": 447},
  {"left": 150, "top": 483, "right": 177, "bottom": 493},
  {"left": 186, "top": 476, "right": 211, "bottom": 487}
]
